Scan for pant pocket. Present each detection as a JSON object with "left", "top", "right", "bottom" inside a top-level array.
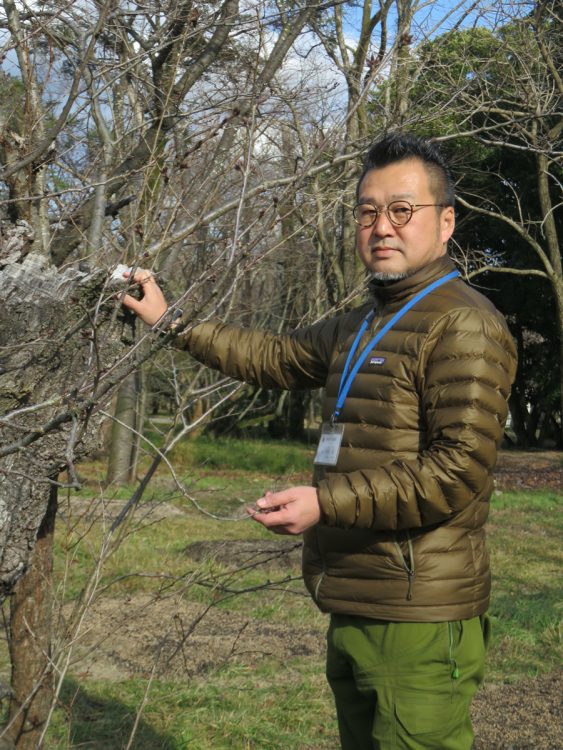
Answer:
[{"left": 394, "top": 692, "right": 466, "bottom": 736}]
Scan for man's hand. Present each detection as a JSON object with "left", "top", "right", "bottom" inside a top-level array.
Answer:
[
  {"left": 121, "top": 269, "right": 168, "bottom": 326},
  {"left": 248, "top": 486, "right": 321, "bottom": 535}
]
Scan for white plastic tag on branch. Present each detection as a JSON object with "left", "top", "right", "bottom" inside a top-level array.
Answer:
[{"left": 108, "top": 263, "right": 132, "bottom": 286}]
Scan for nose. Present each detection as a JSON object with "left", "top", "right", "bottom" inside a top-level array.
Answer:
[{"left": 370, "top": 209, "right": 394, "bottom": 236}]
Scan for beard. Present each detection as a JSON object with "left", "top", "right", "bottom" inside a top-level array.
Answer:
[
  {"left": 371, "top": 262, "right": 428, "bottom": 283},
  {"left": 371, "top": 271, "right": 409, "bottom": 282},
  {"left": 372, "top": 267, "right": 419, "bottom": 282}
]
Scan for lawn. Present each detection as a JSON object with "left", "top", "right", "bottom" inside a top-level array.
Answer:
[{"left": 1, "top": 440, "right": 561, "bottom": 749}]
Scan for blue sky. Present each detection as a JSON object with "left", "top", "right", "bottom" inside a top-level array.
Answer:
[{"left": 341, "top": 0, "right": 530, "bottom": 44}]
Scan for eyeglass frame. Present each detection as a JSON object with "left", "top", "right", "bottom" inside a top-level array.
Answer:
[{"left": 352, "top": 200, "right": 450, "bottom": 228}]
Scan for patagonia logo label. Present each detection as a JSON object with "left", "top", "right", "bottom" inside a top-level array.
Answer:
[{"left": 369, "top": 356, "right": 386, "bottom": 366}]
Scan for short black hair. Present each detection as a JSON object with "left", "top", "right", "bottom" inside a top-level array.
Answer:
[{"left": 357, "top": 132, "right": 455, "bottom": 206}]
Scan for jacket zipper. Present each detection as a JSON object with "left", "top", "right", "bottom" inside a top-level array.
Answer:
[
  {"left": 314, "top": 571, "right": 325, "bottom": 602},
  {"left": 394, "top": 533, "right": 416, "bottom": 600}
]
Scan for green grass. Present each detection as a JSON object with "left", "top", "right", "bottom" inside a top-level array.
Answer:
[
  {"left": 48, "top": 659, "right": 336, "bottom": 749},
  {"left": 169, "top": 435, "right": 315, "bottom": 475},
  {"left": 486, "top": 489, "right": 562, "bottom": 680},
  {"left": 2, "top": 443, "right": 561, "bottom": 748}
]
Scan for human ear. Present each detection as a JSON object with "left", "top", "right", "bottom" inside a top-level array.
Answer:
[{"left": 440, "top": 206, "right": 455, "bottom": 243}]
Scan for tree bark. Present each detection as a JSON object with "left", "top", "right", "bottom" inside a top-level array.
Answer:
[
  {"left": 106, "top": 371, "right": 140, "bottom": 486},
  {"left": 6, "top": 485, "right": 57, "bottom": 750},
  {"left": 535, "top": 150, "right": 563, "bottom": 447}
]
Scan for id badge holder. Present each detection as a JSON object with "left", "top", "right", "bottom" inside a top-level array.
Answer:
[{"left": 314, "top": 423, "right": 344, "bottom": 466}]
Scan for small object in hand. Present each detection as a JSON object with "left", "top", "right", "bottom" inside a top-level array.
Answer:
[
  {"left": 109, "top": 263, "right": 132, "bottom": 286},
  {"left": 251, "top": 502, "right": 279, "bottom": 515}
]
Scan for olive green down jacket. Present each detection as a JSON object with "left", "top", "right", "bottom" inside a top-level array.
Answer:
[{"left": 178, "top": 256, "right": 517, "bottom": 622}]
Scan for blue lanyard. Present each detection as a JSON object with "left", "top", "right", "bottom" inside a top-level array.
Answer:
[{"left": 333, "top": 270, "right": 459, "bottom": 422}]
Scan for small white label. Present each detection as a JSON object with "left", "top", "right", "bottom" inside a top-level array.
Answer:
[
  {"left": 110, "top": 263, "right": 132, "bottom": 284},
  {"left": 314, "top": 423, "right": 344, "bottom": 466}
]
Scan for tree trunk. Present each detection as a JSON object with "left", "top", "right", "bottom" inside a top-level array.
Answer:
[
  {"left": 0, "top": 239, "right": 134, "bottom": 750},
  {"left": 508, "top": 392, "right": 530, "bottom": 448},
  {"left": 288, "top": 391, "right": 309, "bottom": 441},
  {"left": 554, "top": 289, "right": 563, "bottom": 447},
  {"left": 6, "top": 485, "right": 57, "bottom": 750},
  {"left": 106, "top": 372, "right": 139, "bottom": 486},
  {"left": 535, "top": 150, "right": 563, "bottom": 447},
  {"left": 188, "top": 397, "right": 205, "bottom": 440},
  {"left": 128, "top": 367, "right": 146, "bottom": 481}
]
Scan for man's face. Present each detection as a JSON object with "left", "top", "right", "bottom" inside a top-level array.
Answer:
[{"left": 355, "top": 158, "right": 455, "bottom": 279}]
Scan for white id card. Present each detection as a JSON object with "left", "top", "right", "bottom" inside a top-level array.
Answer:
[{"left": 314, "top": 423, "right": 344, "bottom": 466}]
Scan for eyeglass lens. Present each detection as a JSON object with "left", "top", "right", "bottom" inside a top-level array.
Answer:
[{"left": 354, "top": 201, "right": 413, "bottom": 227}]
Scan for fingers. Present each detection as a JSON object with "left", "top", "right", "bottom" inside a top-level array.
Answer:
[
  {"left": 255, "top": 489, "right": 292, "bottom": 512},
  {"left": 124, "top": 269, "right": 162, "bottom": 302},
  {"left": 248, "top": 504, "right": 294, "bottom": 533},
  {"left": 120, "top": 267, "right": 168, "bottom": 325},
  {"left": 246, "top": 490, "right": 298, "bottom": 534},
  {"left": 124, "top": 268, "right": 155, "bottom": 286},
  {"left": 247, "top": 486, "right": 321, "bottom": 536},
  {"left": 267, "top": 525, "right": 293, "bottom": 536}
]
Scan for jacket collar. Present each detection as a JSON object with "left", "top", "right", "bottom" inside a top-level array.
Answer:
[{"left": 368, "top": 255, "right": 457, "bottom": 309}]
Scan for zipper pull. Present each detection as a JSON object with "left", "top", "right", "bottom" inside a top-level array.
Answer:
[{"left": 406, "top": 570, "right": 415, "bottom": 600}]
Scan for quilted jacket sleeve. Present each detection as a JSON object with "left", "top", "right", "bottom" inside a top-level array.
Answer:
[
  {"left": 316, "top": 307, "right": 517, "bottom": 531},
  {"left": 176, "top": 317, "right": 339, "bottom": 390}
]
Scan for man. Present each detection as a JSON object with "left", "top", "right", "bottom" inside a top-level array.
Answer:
[{"left": 123, "top": 133, "right": 517, "bottom": 749}]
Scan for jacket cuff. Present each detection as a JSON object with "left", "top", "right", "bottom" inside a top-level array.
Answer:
[{"left": 316, "top": 480, "right": 337, "bottom": 526}]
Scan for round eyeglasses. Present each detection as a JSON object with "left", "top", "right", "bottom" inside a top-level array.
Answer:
[{"left": 352, "top": 200, "right": 448, "bottom": 228}]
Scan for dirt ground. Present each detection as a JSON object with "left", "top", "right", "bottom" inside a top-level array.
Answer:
[
  {"left": 493, "top": 450, "right": 562, "bottom": 492},
  {"left": 65, "top": 584, "right": 563, "bottom": 749},
  {"left": 63, "top": 451, "right": 562, "bottom": 749},
  {"left": 472, "top": 674, "right": 562, "bottom": 749}
]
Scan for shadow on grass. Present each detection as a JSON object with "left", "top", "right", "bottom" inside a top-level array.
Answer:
[{"left": 58, "top": 678, "right": 175, "bottom": 750}]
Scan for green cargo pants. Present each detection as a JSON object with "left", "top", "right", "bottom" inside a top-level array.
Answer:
[{"left": 326, "top": 615, "right": 490, "bottom": 750}]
